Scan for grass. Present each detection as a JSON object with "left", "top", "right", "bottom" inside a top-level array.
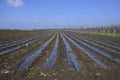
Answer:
[
  {"left": 69, "top": 30, "right": 120, "bottom": 37},
  {"left": 87, "top": 32, "right": 120, "bottom": 37}
]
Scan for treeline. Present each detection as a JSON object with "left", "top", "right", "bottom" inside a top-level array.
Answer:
[
  {"left": 65, "top": 25, "right": 120, "bottom": 36},
  {"left": 66, "top": 25, "right": 120, "bottom": 33},
  {"left": 0, "top": 29, "right": 49, "bottom": 31},
  {"left": 0, "top": 29, "right": 21, "bottom": 31},
  {"left": 85, "top": 25, "right": 120, "bottom": 33}
]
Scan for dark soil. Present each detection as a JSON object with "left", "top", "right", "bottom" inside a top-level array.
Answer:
[{"left": 0, "top": 30, "right": 120, "bottom": 80}]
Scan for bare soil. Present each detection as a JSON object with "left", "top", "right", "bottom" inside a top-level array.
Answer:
[{"left": 0, "top": 30, "right": 120, "bottom": 80}]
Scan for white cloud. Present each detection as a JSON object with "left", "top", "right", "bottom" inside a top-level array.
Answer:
[{"left": 7, "top": 0, "right": 24, "bottom": 8}]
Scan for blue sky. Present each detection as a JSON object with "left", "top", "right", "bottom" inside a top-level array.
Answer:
[{"left": 0, "top": 0, "right": 120, "bottom": 29}]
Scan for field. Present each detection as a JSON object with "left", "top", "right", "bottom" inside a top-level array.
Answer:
[{"left": 0, "top": 30, "right": 120, "bottom": 80}]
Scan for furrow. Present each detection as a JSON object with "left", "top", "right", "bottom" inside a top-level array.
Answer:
[
  {"left": 0, "top": 37, "right": 30, "bottom": 47},
  {"left": 68, "top": 33, "right": 120, "bottom": 55},
  {"left": 0, "top": 34, "right": 46, "bottom": 50},
  {"left": 0, "top": 38, "right": 32, "bottom": 50},
  {"left": 68, "top": 34, "right": 120, "bottom": 63},
  {"left": 0, "top": 34, "right": 49, "bottom": 55},
  {"left": 63, "top": 33, "right": 110, "bottom": 69},
  {"left": 44, "top": 34, "right": 59, "bottom": 68},
  {"left": 17, "top": 34, "right": 56, "bottom": 70},
  {"left": 99, "top": 41, "right": 120, "bottom": 50},
  {"left": 79, "top": 35, "right": 120, "bottom": 51},
  {"left": 60, "top": 33, "right": 80, "bottom": 71}
]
